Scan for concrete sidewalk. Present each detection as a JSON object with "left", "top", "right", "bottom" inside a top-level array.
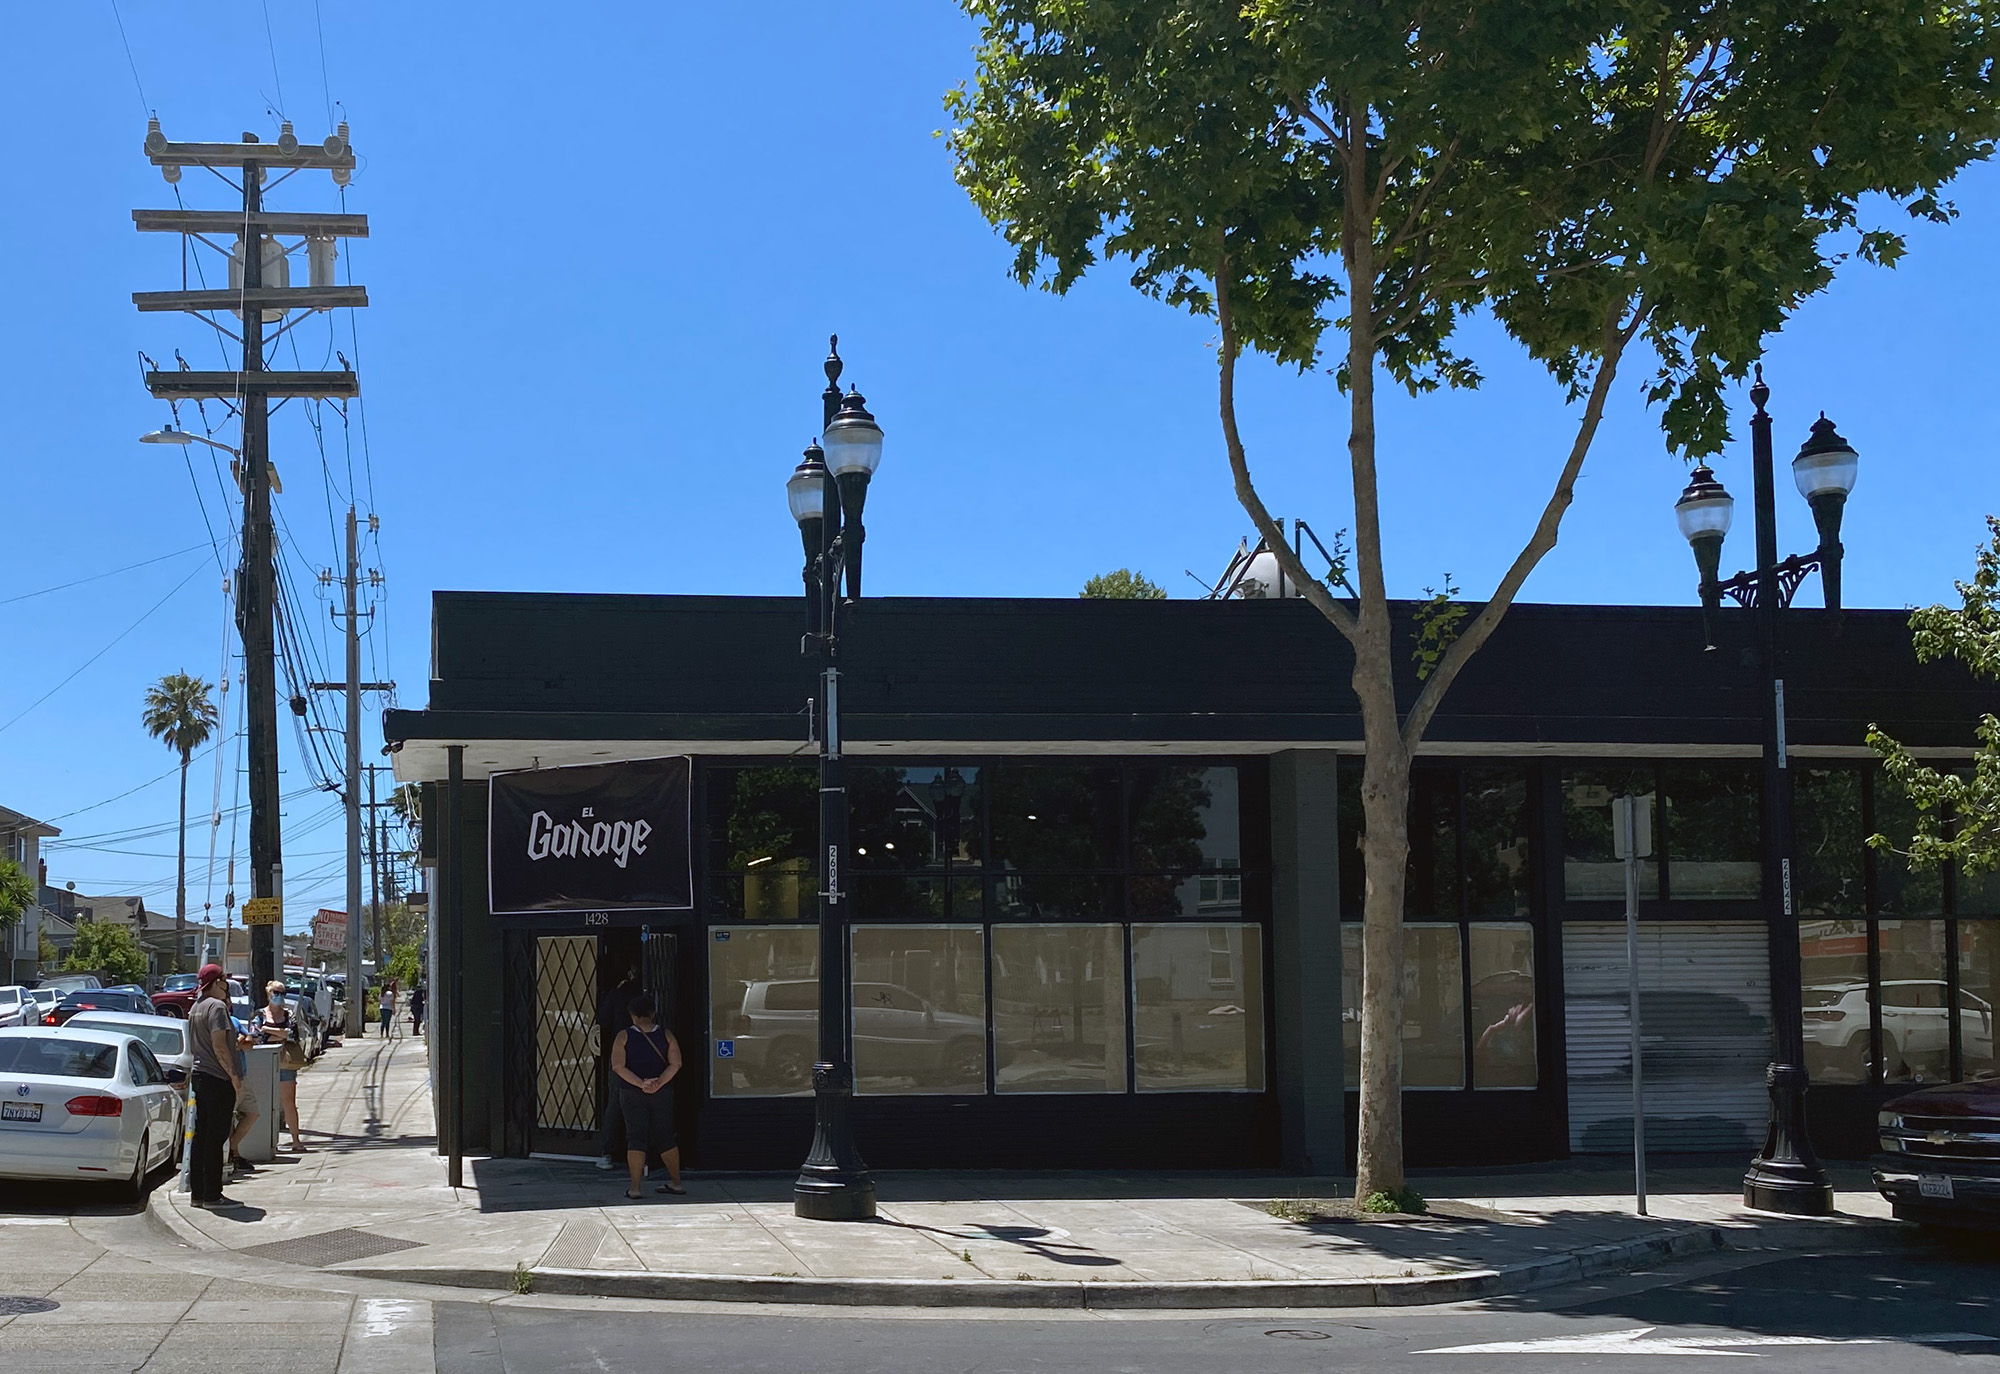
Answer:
[{"left": 144, "top": 1036, "right": 1909, "bottom": 1309}]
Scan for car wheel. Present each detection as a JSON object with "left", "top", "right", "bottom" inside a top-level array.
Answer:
[
  {"left": 120, "top": 1131, "right": 150, "bottom": 1203},
  {"left": 766, "top": 1039, "right": 813, "bottom": 1091}
]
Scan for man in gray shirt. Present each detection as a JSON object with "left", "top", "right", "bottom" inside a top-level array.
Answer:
[{"left": 187, "top": 965, "right": 242, "bottom": 1208}]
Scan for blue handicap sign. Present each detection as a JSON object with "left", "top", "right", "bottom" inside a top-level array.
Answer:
[{"left": 715, "top": 1039, "right": 735, "bottom": 1059}]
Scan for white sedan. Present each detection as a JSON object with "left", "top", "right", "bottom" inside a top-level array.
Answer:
[{"left": 0, "top": 1027, "right": 183, "bottom": 1198}]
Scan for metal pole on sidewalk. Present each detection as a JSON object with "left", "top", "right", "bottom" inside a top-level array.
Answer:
[
  {"left": 446, "top": 744, "right": 465, "bottom": 1190},
  {"left": 1617, "top": 793, "right": 1650, "bottom": 1217}
]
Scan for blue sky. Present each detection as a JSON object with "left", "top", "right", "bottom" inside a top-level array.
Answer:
[{"left": 4, "top": 3, "right": 1998, "bottom": 927}]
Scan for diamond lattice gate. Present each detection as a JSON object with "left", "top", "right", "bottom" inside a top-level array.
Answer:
[{"left": 504, "top": 933, "right": 606, "bottom": 1157}]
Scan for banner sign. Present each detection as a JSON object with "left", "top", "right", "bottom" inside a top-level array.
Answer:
[
  {"left": 311, "top": 909, "right": 348, "bottom": 953},
  {"left": 487, "top": 756, "right": 693, "bottom": 914}
]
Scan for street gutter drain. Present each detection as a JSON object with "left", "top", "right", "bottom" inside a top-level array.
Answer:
[
  {"left": 0, "top": 1297, "right": 58, "bottom": 1316},
  {"left": 1265, "top": 1330, "right": 1331, "bottom": 1341},
  {"left": 239, "top": 1227, "right": 425, "bottom": 1267}
]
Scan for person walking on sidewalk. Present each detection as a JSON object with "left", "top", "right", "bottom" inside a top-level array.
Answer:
[
  {"left": 379, "top": 980, "right": 398, "bottom": 1039},
  {"left": 594, "top": 964, "right": 639, "bottom": 1171},
  {"left": 408, "top": 982, "right": 426, "bottom": 1036},
  {"left": 610, "top": 993, "right": 683, "bottom": 1199},
  {"left": 186, "top": 964, "right": 241, "bottom": 1209},
  {"left": 257, "top": 981, "right": 311, "bottom": 1153}
]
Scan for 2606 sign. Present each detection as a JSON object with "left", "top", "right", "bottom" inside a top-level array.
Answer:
[{"left": 487, "top": 757, "right": 692, "bottom": 914}]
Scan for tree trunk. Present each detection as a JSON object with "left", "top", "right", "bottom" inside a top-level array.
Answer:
[{"left": 175, "top": 752, "right": 189, "bottom": 975}]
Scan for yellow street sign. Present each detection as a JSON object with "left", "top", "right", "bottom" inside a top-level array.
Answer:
[{"left": 241, "top": 896, "right": 283, "bottom": 926}]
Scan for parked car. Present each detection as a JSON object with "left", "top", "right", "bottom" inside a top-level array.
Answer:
[
  {"left": 25, "top": 989, "right": 60, "bottom": 1022},
  {"left": 64, "top": 1011, "right": 192, "bottom": 1083},
  {"left": 151, "top": 976, "right": 244, "bottom": 1021},
  {"left": 45, "top": 989, "right": 154, "bottom": 1026},
  {"left": 726, "top": 979, "right": 984, "bottom": 1091},
  {"left": 36, "top": 974, "right": 101, "bottom": 996},
  {"left": 0, "top": 1026, "right": 182, "bottom": 1199},
  {"left": 1806, "top": 979, "right": 1993, "bottom": 1082},
  {"left": 0, "top": 987, "right": 31, "bottom": 1029},
  {"left": 1874, "top": 1079, "right": 2000, "bottom": 1230}
]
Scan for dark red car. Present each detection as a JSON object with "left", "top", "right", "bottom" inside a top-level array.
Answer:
[
  {"left": 1873, "top": 1080, "right": 2000, "bottom": 1228},
  {"left": 44, "top": 988, "right": 155, "bottom": 1025}
]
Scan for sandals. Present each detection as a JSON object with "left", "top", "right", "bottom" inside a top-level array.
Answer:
[
  {"left": 623, "top": 1189, "right": 644, "bottom": 1200},
  {"left": 657, "top": 1182, "right": 685, "bottom": 1195}
]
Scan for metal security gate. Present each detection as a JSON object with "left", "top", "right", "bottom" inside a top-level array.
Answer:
[
  {"left": 532, "top": 935, "right": 601, "bottom": 1155},
  {"left": 1564, "top": 922, "right": 1773, "bottom": 1154}
]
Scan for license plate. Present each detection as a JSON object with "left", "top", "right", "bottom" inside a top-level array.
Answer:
[
  {"left": 1919, "top": 1173, "right": 1956, "bottom": 1200},
  {"left": 0, "top": 1102, "right": 41, "bottom": 1123}
]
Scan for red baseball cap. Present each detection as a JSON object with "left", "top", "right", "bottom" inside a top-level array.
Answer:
[{"left": 197, "top": 963, "right": 228, "bottom": 989}]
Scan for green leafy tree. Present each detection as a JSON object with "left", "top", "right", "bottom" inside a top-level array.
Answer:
[
  {"left": 949, "top": 0, "right": 1999, "bottom": 1198},
  {"left": 142, "top": 672, "right": 219, "bottom": 973},
  {"left": 1082, "top": 568, "right": 1167, "bottom": 600},
  {"left": 65, "top": 921, "right": 149, "bottom": 986},
  {"left": 36, "top": 928, "right": 57, "bottom": 971},
  {"left": 0, "top": 858, "right": 32, "bottom": 931},
  {"left": 1870, "top": 517, "right": 2000, "bottom": 872},
  {"left": 386, "top": 940, "right": 423, "bottom": 991}
]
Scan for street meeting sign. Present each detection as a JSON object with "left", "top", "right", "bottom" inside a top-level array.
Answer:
[{"left": 487, "top": 757, "right": 693, "bottom": 914}]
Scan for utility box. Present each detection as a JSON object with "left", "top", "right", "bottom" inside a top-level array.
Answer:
[{"left": 237, "top": 1044, "right": 282, "bottom": 1163}]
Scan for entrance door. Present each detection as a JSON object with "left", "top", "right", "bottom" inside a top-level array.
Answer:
[
  {"left": 1563, "top": 921, "right": 1774, "bottom": 1154},
  {"left": 530, "top": 934, "right": 601, "bottom": 1157}
]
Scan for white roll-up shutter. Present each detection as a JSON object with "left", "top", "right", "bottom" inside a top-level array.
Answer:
[{"left": 1564, "top": 922, "right": 1773, "bottom": 1154}]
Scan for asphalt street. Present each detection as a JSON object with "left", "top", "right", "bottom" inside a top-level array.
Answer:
[{"left": 433, "top": 1247, "right": 2000, "bottom": 1374}]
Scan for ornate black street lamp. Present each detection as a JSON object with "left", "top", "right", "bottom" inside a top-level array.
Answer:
[
  {"left": 785, "top": 336, "right": 884, "bottom": 1221},
  {"left": 1674, "top": 366, "right": 1858, "bottom": 1216}
]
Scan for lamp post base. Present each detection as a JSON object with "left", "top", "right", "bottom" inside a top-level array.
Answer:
[
  {"left": 793, "top": 1062, "right": 876, "bottom": 1222},
  {"left": 1742, "top": 1062, "right": 1833, "bottom": 1217}
]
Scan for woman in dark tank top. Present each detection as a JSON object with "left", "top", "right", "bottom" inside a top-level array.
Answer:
[{"left": 610, "top": 992, "right": 684, "bottom": 1198}]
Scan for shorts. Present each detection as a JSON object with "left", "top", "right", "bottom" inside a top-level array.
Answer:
[
  {"left": 617, "top": 1084, "right": 676, "bottom": 1156},
  {"left": 279, "top": 1068, "right": 298, "bottom": 1084},
  {"left": 235, "top": 1084, "right": 260, "bottom": 1116}
]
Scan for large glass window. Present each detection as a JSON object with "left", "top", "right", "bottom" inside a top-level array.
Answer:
[
  {"left": 708, "top": 767, "right": 816, "bottom": 921},
  {"left": 1132, "top": 923, "right": 1264, "bottom": 1092},
  {"left": 1464, "top": 771, "right": 1531, "bottom": 919},
  {"left": 989, "top": 765, "right": 1121, "bottom": 872},
  {"left": 709, "top": 926, "right": 819, "bottom": 1097},
  {"left": 1795, "top": 769, "right": 1864, "bottom": 915},
  {"left": 1406, "top": 771, "right": 1457, "bottom": 919},
  {"left": 1801, "top": 919, "right": 1872, "bottom": 1084},
  {"left": 1336, "top": 924, "right": 1464, "bottom": 1089},
  {"left": 852, "top": 766, "right": 983, "bottom": 871},
  {"left": 1664, "top": 763, "right": 1761, "bottom": 900},
  {"left": 1469, "top": 924, "right": 1536, "bottom": 1087},
  {"left": 989, "top": 874, "right": 1119, "bottom": 923},
  {"left": 1875, "top": 782, "right": 1946, "bottom": 916},
  {"left": 1563, "top": 769, "right": 1660, "bottom": 900},
  {"left": 1959, "top": 921, "right": 1999, "bottom": 1081},
  {"left": 851, "top": 925, "right": 987, "bottom": 1095},
  {"left": 991, "top": 924, "right": 1126, "bottom": 1093},
  {"left": 1880, "top": 920, "right": 1950, "bottom": 1085}
]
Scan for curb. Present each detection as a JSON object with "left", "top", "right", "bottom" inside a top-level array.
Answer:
[
  {"left": 144, "top": 1187, "right": 212, "bottom": 1250},
  {"left": 335, "top": 1223, "right": 1727, "bottom": 1310}
]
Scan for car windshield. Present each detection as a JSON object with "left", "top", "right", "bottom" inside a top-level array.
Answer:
[
  {"left": 162, "top": 975, "right": 198, "bottom": 992},
  {"left": 0, "top": 1038, "right": 118, "bottom": 1079},
  {"left": 73, "top": 1021, "right": 185, "bottom": 1056}
]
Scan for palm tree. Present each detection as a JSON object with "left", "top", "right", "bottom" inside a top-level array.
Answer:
[{"left": 142, "top": 673, "right": 218, "bottom": 974}]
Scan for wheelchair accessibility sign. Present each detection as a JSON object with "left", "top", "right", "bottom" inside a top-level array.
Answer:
[{"left": 715, "top": 1040, "right": 735, "bottom": 1059}]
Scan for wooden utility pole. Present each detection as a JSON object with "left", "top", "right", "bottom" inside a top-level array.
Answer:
[{"left": 136, "top": 120, "right": 365, "bottom": 1008}]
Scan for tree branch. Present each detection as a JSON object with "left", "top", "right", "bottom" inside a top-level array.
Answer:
[
  {"left": 1399, "top": 291, "right": 1649, "bottom": 748},
  {"left": 1215, "top": 265, "right": 1359, "bottom": 639}
]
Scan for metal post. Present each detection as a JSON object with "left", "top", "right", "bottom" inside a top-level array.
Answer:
[
  {"left": 1742, "top": 374, "right": 1834, "bottom": 1215},
  {"left": 446, "top": 745, "right": 465, "bottom": 1190},
  {"left": 344, "top": 508, "right": 365, "bottom": 1033},
  {"left": 1622, "top": 797, "right": 1648, "bottom": 1217},
  {"left": 241, "top": 144, "right": 281, "bottom": 1010},
  {"left": 368, "top": 767, "right": 385, "bottom": 998}
]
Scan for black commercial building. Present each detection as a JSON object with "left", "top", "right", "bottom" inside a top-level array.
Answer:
[{"left": 385, "top": 591, "right": 1998, "bottom": 1175}]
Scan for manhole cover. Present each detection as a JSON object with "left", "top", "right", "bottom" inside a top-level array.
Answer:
[
  {"left": 239, "top": 1227, "right": 424, "bottom": 1267},
  {"left": 0, "top": 1297, "right": 58, "bottom": 1316},
  {"left": 1265, "top": 1329, "right": 1331, "bottom": 1341}
]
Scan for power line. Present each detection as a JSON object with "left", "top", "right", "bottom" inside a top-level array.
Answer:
[
  {"left": 106, "top": 0, "right": 150, "bottom": 117},
  {"left": 260, "top": 0, "right": 288, "bottom": 118},
  {"left": 40, "top": 739, "right": 225, "bottom": 823},
  {"left": 0, "top": 543, "right": 205, "bottom": 606},
  {"left": 0, "top": 565, "right": 205, "bottom": 736}
]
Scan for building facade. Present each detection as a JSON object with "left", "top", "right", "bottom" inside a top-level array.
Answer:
[{"left": 386, "top": 592, "right": 1997, "bottom": 1173}]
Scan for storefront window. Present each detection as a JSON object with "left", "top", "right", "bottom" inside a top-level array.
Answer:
[
  {"left": 990, "top": 765, "right": 1121, "bottom": 871},
  {"left": 851, "top": 926, "right": 987, "bottom": 1095},
  {"left": 1465, "top": 771, "right": 1530, "bottom": 919},
  {"left": 1563, "top": 768, "right": 1659, "bottom": 900},
  {"left": 991, "top": 924, "right": 1126, "bottom": 1093},
  {"left": 1129, "top": 766, "right": 1239, "bottom": 871},
  {"left": 709, "top": 767, "right": 816, "bottom": 921},
  {"left": 1795, "top": 769, "right": 1864, "bottom": 915},
  {"left": 1801, "top": 919, "right": 1871, "bottom": 1084},
  {"left": 1874, "top": 778, "right": 1945, "bottom": 916},
  {"left": 1132, "top": 924, "right": 1264, "bottom": 1092},
  {"left": 1663, "top": 762, "right": 1761, "bottom": 900},
  {"left": 1130, "top": 869, "right": 1244, "bottom": 921},
  {"left": 1959, "top": 921, "right": 2000, "bottom": 1081},
  {"left": 1405, "top": 925, "right": 1465, "bottom": 1088},
  {"left": 852, "top": 766, "right": 982, "bottom": 871},
  {"left": 1341, "top": 924, "right": 1361, "bottom": 1086},
  {"left": 1406, "top": 771, "right": 1457, "bottom": 918},
  {"left": 989, "top": 874, "right": 1119, "bottom": 922},
  {"left": 1879, "top": 920, "right": 1949, "bottom": 1084},
  {"left": 851, "top": 876, "right": 983, "bottom": 922},
  {"left": 1469, "top": 924, "right": 1536, "bottom": 1087},
  {"left": 708, "top": 926, "right": 819, "bottom": 1097}
]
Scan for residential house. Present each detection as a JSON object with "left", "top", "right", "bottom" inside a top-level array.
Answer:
[{"left": 0, "top": 804, "right": 58, "bottom": 984}]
